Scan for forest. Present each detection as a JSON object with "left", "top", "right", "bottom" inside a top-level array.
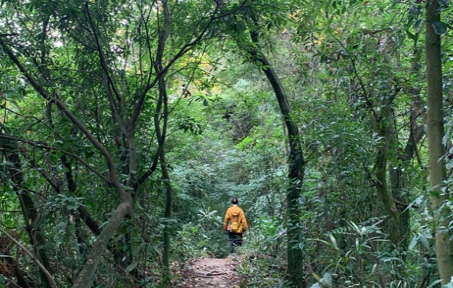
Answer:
[{"left": 0, "top": 0, "right": 453, "bottom": 287}]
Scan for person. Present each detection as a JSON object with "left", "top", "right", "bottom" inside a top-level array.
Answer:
[{"left": 223, "top": 198, "right": 248, "bottom": 253}]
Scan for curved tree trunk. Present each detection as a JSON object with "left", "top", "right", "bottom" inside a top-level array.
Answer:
[
  {"left": 72, "top": 202, "right": 132, "bottom": 288},
  {"left": 156, "top": 49, "right": 173, "bottom": 287},
  {"left": 247, "top": 31, "right": 306, "bottom": 287},
  {"left": 425, "top": 0, "right": 453, "bottom": 284},
  {"left": 374, "top": 111, "right": 401, "bottom": 246},
  {"left": 154, "top": 0, "right": 172, "bottom": 283}
]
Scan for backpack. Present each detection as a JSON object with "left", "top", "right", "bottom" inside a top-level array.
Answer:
[{"left": 230, "top": 214, "right": 242, "bottom": 233}]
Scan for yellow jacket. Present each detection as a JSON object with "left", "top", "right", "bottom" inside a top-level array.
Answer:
[{"left": 224, "top": 205, "right": 248, "bottom": 233}]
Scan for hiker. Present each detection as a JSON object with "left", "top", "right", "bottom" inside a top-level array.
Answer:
[{"left": 224, "top": 198, "right": 248, "bottom": 253}]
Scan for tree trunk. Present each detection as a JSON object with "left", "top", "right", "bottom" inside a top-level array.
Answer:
[
  {"left": 390, "top": 45, "right": 425, "bottom": 252},
  {"left": 374, "top": 112, "right": 401, "bottom": 246},
  {"left": 425, "top": 0, "right": 453, "bottom": 284},
  {"left": 154, "top": 0, "right": 172, "bottom": 282},
  {"left": 247, "top": 31, "right": 306, "bottom": 287},
  {"left": 156, "top": 59, "right": 172, "bottom": 285},
  {"left": 161, "top": 151, "right": 173, "bottom": 283},
  {"left": 72, "top": 202, "right": 132, "bottom": 287},
  {"left": 0, "top": 37, "right": 134, "bottom": 288},
  {"left": 2, "top": 139, "right": 53, "bottom": 287},
  {"left": 389, "top": 118, "right": 425, "bottom": 251}
]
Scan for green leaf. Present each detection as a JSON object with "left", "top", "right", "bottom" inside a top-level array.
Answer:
[
  {"left": 436, "top": 0, "right": 449, "bottom": 6},
  {"left": 428, "top": 280, "right": 442, "bottom": 288},
  {"left": 125, "top": 262, "right": 138, "bottom": 273},
  {"left": 319, "top": 273, "right": 333, "bottom": 286},
  {"left": 414, "top": 19, "right": 423, "bottom": 32},
  {"left": 409, "top": 236, "right": 417, "bottom": 250},
  {"left": 432, "top": 21, "right": 447, "bottom": 35},
  {"left": 430, "top": 190, "right": 440, "bottom": 198},
  {"left": 408, "top": 3, "right": 417, "bottom": 14},
  {"left": 419, "top": 234, "right": 429, "bottom": 249},
  {"left": 371, "top": 264, "right": 377, "bottom": 274},
  {"left": 328, "top": 234, "right": 338, "bottom": 249}
]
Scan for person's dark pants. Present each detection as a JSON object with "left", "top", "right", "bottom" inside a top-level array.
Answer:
[{"left": 228, "top": 232, "right": 243, "bottom": 253}]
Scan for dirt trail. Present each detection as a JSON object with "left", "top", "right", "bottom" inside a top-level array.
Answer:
[{"left": 171, "top": 255, "right": 244, "bottom": 287}]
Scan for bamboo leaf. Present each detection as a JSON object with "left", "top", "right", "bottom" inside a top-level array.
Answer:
[
  {"left": 409, "top": 236, "right": 417, "bottom": 250},
  {"left": 328, "top": 234, "right": 338, "bottom": 249},
  {"left": 436, "top": 0, "right": 449, "bottom": 6},
  {"left": 432, "top": 21, "right": 447, "bottom": 35},
  {"left": 419, "top": 234, "right": 429, "bottom": 249},
  {"left": 125, "top": 262, "right": 138, "bottom": 273}
]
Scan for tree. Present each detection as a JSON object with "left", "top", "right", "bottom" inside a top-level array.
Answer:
[
  {"left": 0, "top": 0, "right": 235, "bottom": 286},
  {"left": 425, "top": 0, "right": 453, "bottom": 284},
  {"left": 245, "top": 34, "right": 305, "bottom": 287},
  {"left": 219, "top": 1, "right": 306, "bottom": 285}
]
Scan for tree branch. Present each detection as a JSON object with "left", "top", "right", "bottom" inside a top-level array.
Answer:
[
  {"left": 84, "top": 2, "right": 128, "bottom": 137},
  {"left": 0, "top": 226, "right": 57, "bottom": 288},
  {"left": 0, "top": 37, "right": 130, "bottom": 202}
]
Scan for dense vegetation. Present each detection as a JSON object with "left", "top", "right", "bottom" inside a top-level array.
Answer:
[{"left": 0, "top": 0, "right": 452, "bottom": 287}]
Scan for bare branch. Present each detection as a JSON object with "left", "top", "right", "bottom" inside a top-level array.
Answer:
[{"left": 0, "top": 226, "right": 57, "bottom": 288}]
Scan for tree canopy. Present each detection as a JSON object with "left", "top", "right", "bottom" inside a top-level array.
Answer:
[{"left": 0, "top": 0, "right": 453, "bottom": 287}]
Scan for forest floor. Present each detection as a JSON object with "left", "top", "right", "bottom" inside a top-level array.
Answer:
[{"left": 170, "top": 254, "right": 245, "bottom": 287}]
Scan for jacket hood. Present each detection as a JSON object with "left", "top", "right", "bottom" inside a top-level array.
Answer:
[{"left": 229, "top": 205, "right": 241, "bottom": 216}]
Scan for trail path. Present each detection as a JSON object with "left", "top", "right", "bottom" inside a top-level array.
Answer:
[{"left": 171, "top": 255, "right": 244, "bottom": 287}]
